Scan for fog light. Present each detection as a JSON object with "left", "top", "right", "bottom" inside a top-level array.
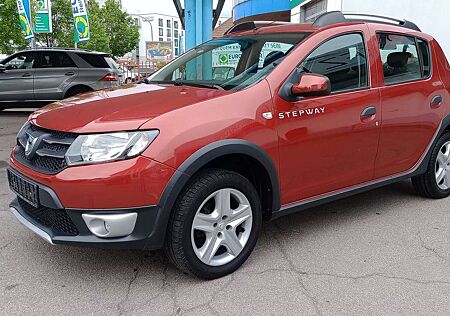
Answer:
[{"left": 82, "top": 213, "right": 137, "bottom": 238}]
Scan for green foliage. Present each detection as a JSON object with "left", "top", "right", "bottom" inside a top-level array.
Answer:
[
  {"left": 0, "top": 0, "right": 139, "bottom": 57},
  {"left": 78, "top": 1, "right": 110, "bottom": 53},
  {"left": 101, "top": 0, "right": 140, "bottom": 57},
  {"left": 0, "top": 0, "right": 28, "bottom": 54}
]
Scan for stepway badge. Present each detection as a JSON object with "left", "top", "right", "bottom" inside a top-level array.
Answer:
[
  {"left": 16, "top": 0, "right": 34, "bottom": 40},
  {"left": 71, "top": 0, "right": 90, "bottom": 43}
]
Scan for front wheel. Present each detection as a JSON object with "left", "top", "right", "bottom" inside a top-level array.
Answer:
[
  {"left": 165, "top": 169, "right": 262, "bottom": 279},
  {"left": 412, "top": 132, "right": 450, "bottom": 199}
]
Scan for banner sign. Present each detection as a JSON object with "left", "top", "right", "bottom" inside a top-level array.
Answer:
[
  {"left": 35, "top": 0, "right": 52, "bottom": 33},
  {"left": 71, "top": 0, "right": 90, "bottom": 43},
  {"left": 290, "top": 0, "right": 306, "bottom": 9},
  {"left": 146, "top": 42, "right": 173, "bottom": 61},
  {"left": 16, "top": 0, "right": 34, "bottom": 40}
]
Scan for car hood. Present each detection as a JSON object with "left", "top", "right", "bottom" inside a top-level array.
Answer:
[{"left": 30, "top": 84, "right": 231, "bottom": 133}]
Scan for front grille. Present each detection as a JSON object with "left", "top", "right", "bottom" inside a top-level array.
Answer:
[
  {"left": 18, "top": 198, "right": 79, "bottom": 236},
  {"left": 14, "top": 124, "right": 77, "bottom": 174}
]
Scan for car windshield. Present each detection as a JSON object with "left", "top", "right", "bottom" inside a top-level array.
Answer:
[{"left": 148, "top": 33, "right": 311, "bottom": 91}]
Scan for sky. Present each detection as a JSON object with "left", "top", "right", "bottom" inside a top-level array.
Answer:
[{"left": 121, "top": 0, "right": 233, "bottom": 18}]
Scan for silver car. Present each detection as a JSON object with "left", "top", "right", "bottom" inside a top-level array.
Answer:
[{"left": 0, "top": 48, "right": 121, "bottom": 109}]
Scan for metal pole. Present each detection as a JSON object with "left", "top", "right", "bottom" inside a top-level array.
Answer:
[{"left": 202, "top": 0, "right": 213, "bottom": 80}]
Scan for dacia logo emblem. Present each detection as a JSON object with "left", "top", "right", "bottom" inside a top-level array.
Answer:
[{"left": 25, "top": 135, "right": 38, "bottom": 158}]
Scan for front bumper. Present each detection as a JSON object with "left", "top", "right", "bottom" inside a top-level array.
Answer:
[
  {"left": 8, "top": 167, "right": 166, "bottom": 249},
  {"left": 9, "top": 198, "right": 164, "bottom": 249}
]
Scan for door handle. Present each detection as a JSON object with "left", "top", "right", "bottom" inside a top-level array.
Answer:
[
  {"left": 22, "top": 73, "right": 31, "bottom": 77},
  {"left": 65, "top": 72, "right": 75, "bottom": 76},
  {"left": 361, "top": 106, "right": 377, "bottom": 118},
  {"left": 431, "top": 95, "right": 442, "bottom": 108}
]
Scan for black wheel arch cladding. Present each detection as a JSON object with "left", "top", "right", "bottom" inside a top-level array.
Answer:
[{"left": 144, "top": 139, "right": 280, "bottom": 249}]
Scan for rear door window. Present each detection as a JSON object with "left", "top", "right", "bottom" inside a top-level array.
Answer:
[
  {"left": 377, "top": 33, "right": 422, "bottom": 85},
  {"left": 37, "top": 52, "right": 77, "bottom": 68}
]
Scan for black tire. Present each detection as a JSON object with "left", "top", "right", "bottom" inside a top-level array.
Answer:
[
  {"left": 164, "top": 168, "right": 262, "bottom": 279},
  {"left": 64, "top": 86, "right": 92, "bottom": 99},
  {"left": 412, "top": 132, "right": 450, "bottom": 199}
]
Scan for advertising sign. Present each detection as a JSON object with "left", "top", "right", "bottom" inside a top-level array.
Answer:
[
  {"left": 71, "top": 0, "right": 90, "bottom": 43},
  {"left": 35, "top": 0, "right": 52, "bottom": 33},
  {"left": 212, "top": 44, "right": 241, "bottom": 68},
  {"left": 290, "top": 0, "right": 305, "bottom": 9},
  {"left": 146, "top": 42, "right": 172, "bottom": 61},
  {"left": 16, "top": 0, "right": 34, "bottom": 40}
]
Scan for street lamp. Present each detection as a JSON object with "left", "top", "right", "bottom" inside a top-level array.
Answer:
[{"left": 134, "top": 14, "right": 154, "bottom": 41}]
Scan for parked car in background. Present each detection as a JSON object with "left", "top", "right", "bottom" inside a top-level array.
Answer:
[{"left": 0, "top": 48, "right": 121, "bottom": 110}]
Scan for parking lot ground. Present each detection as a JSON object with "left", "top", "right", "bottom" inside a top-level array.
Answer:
[{"left": 1, "top": 110, "right": 450, "bottom": 315}]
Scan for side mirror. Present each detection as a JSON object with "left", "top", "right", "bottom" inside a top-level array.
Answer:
[
  {"left": 0, "top": 64, "right": 5, "bottom": 73},
  {"left": 291, "top": 73, "right": 331, "bottom": 97}
]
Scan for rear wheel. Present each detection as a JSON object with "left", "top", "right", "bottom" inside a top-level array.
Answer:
[
  {"left": 165, "top": 169, "right": 261, "bottom": 279},
  {"left": 412, "top": 132, "right": 450, "bottom": 199},
  {"left": 64, "top": 86, "right": 93, "bottom": 99}
]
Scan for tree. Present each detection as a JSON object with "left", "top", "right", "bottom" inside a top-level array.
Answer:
[
  {"left": 102, "top": 0, "right": 139, "bottom": 57},
  {"left": 78, "top": 1, "right": 110, "bottom": 53},
  {"left": 0, "top": 0, "right": 28, "bottom": 54},
  {"left": 0, "top": 0, "right": 139, "bottom": 57}
]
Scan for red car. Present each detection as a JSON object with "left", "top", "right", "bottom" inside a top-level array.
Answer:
[{"left": 7, "top": 12, "right": 450, "bottom": 279}]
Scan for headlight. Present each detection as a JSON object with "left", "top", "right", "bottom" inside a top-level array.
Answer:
[{"left": 65, "top": 130, "right": 159, "bottom": 166}]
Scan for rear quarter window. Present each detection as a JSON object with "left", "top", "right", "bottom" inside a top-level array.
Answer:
[
  {"left": 76, "top": 53, "right": 109, "bottom": 68},
  {"left": 104, "top": 57, "right": 119, "bottom": 70}
]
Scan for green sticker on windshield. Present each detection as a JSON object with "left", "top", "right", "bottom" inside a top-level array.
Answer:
[{"left": 219, "top": 54, "right": 229, "bottom": 64}]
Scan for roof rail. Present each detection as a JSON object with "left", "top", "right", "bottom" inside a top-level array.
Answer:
[
  {"left": 225, "top": 21, "right": 291, "bottom": 35},
  {"left": 313, "top": 11, "right": 421, "bottom": 32},
  {"left": 24, "top": 47, "right": 93, "bottom": 52}
]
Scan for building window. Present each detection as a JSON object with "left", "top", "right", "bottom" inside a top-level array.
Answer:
[
  {"left": 174, "top": 21, "right": 179, "bottom": 29},
  {"left": 167, "top": 20, "right": 171, "bottom": 28},
  {"left": 159, "top": 28, "right": 163, "bottom": 36},
  {"left": 175, "top": 48, "right": 179, "bottom": 56},
  {"left": 159, "top": 37, "right": 164, "bottom": 42},
  {"left": 174, "top": 39, "right": 179, "bottom": 47},
  {"left": 300, "top": 0, "right": 327, "bottom": 23},
  {"left": 167, "top": 29, "right": 171, "bottom": 37},
  {"left": 158, "top": 18, "right": 163, "bottom": 27},
  {"left": 174, "top": 30, "right": 178, "bottom": 39}
]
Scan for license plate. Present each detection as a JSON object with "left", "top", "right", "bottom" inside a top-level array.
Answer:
[{"left": 7, "top": 169, "right": 39, "bottom": 207}]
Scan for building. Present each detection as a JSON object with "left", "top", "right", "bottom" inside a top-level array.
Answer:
[
  {"left": 232, "top": 0, "right": 292, "bottom": 23},
  {"left": 130, "top": 13, "right": 184, "bottom": 61},
  {"left": 291, "top": 0, "right": 450, "bottom": 59},
  {"left": 212, "top": 18, "right": 234, "bottom": 38}
]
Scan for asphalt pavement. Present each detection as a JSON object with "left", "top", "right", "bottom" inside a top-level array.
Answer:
[{"left": 1, "top": 109, "right": 450, "bottom": 315}]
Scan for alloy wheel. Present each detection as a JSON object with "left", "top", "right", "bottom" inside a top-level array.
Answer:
[
  {"left": 435, "top": 141, "right": 450, "bottom": 190},
  {"left": 191, "top": 188, "right": 253, "bottom": 266}
]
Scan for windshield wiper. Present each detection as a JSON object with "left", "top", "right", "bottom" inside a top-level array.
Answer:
[
  {"left": 173, "top": 81, "right": 224, "bottom": 90},
  {"left": 143, "top": 79, "right": 224, "bottom": 90}
]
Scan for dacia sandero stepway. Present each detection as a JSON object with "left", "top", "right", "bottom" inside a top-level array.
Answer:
[{"left": 8, "top": 12, "right": 450, "bottom": 279}]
